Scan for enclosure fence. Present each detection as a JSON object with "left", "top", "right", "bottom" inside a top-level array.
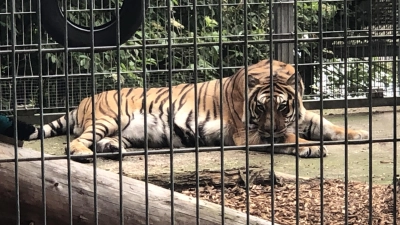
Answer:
[{"left": 0, "top": 0, "right": 399, "bottom": 224}]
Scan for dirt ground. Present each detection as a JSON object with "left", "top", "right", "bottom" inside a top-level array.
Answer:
[
  {"left": 184, "top": 178, "right": 400, "bottom": 224},
  {"left": 23, "top": 106, "right": 400, "bottom": 185}
]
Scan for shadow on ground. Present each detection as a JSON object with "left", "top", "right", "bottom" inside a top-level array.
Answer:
[{"left": 24, "top": 106, "right": 400, "bottom": 185}]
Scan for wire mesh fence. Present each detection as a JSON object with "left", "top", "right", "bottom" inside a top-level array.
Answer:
[
  {"left": 1, "top": 0, "right": 398, "bottom": 112},
  {"left": 0, "top": 0, "right": 399, "bottom": 224}
]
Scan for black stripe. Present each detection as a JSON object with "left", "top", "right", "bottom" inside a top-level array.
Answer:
[
  {"left": 224, "top": 76, "right": 236, "bottom": 122},
  {"left": 198, "top": 110, "right": 211, "bottom": 145},
  {"left": 122, "top": 136, "right": 135, "bottom": 148},
  {"left": 123, "top": 99, "right": 131, "bottom": 130},
  {"left": 139, "top": 90, "right": 145, "bottom": 98},
  {"left": 79, "top": 137, "right": 94, "bottom": 143},
  {"left": 230, "top": 74, "right": 243, "bottom": 122},
  {"left": 156, "top": 87, "right": 166, "bottom": 94},
  {"left": 178, "top": 83, "right": 192, "bottom": 95},
  {"left": 113, "top": 118, "right": 119, "bottom": 127},
  {"left": 101, "top": 92, "right": 118, "bottom": 118},
  {"left": 95, "top": 123, "right": 109, "bottom": 136},
  {"left": 149, "top": 101, "right": 154, "bottom": 114},
  {"left": 48, "top": 121, "right": 63, "bottom": 135},
  {"left": 213, "top": 98, "right": 218, "bottom": 119},
  {"left": 178, "top": 95, "right": 187, "bottom": 111},
  {"left": 37, "top": 128, "right": 42, "bottom": 139},
  {"left": 50, "top": 130, "right": 57, "bottom": 136},
  {"left": 184, "top": 110, "right": 196, "bottom": 146},
  {"left": 185, "top": 110, "right": 194, "bottom": 130},
  {"left": 140, "top": 99, "right": 146, "bottom": 114},
  {"left": 212, "top": 81, "right": 219, "bottom": 119},
  {"left": 158, "top": 102, "right": 165, "bottom": 120},
  {"left": 173, "top": 122, "right": 192, "bottom": 147},
  {"left": 126, "top": 88, "right": 134, "bottom": 97},
  {"left": 178, "top": 87, "right": 193, "bottom": 111},
  {"left": 306, "top": 115, "right": 315, "bottom": 139},
  {"left": 160, "top": 115, "right": 169, "bottom": 146},
  {"left": 155, "top": 89, "right": 169, "bottom": 103},
  {"left": 198, "top": 83, "right": 205, "bottom": 110},
  {"left": 95, "top": 132, "right": 104, "bottom": 139},
  {"left": 202, "top": 81, "right": 211, "bottom": 111}
]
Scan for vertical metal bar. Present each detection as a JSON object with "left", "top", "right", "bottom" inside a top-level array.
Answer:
[
  {"left": 243, "top": 0, "right": 250, "bottom": 223},
  {"left": 166, "top": 0, "right": 175, "bottom": 223},
  {"left": 367, "top": 0, "right": 373, "bottom": 223},
  {"left": 62, "top": 0, "right": 73, "bottom": 223},
  {"left": 192, "top": 0, "right": 200, "bottom": 224},
  {"left": 10, "top": 0, "right": 20, "bottom": 223},
  {"left": 343, "top": 0, "right": 349, "bottom": 223},
  {"left": 293, "top": 0, "right": 299, "bottom": 224},
  {"left": 218, "top": 0, "right": 225, "bottom": 223},
  {"left": 141, "top": 0, "right": 149, "bottom": 224},
  {"left": 392, "top": 0, "right": 398, "bottom": 223},
  {"left": 398, "top": 0, "right": 400, "bottom": 91},
  {"left": 115, "top": 0, "right": 123, "bottom": 224},
  {"left": 317, "top": 0, "right": 324, "bottom": 222},
  {"left": 37, "top": 0, "right": 46, "bottom": 223},
  {"left": 89, "top": 0, "right": 98, "bottom": 224},
  {"left": 268, "top": 0, "right": 275, "bottom": 224}
]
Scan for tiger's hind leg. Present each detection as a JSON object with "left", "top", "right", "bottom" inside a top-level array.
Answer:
[
  {"left": 274, "top": 133, "right": 327, "bottom": 158},
  {"left": 301, "top": 111, "right": 369, "bottom": 141},
  {"left": 96, "top": 136, "right": 130, "bottom": 160}
]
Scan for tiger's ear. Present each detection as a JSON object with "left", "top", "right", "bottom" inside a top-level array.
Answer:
[
  {"left": 286, "top": 73, "right": 304, "bottom": 94},
  {"left": 248, "top": 75, "right": 260, "bottom": 88}
]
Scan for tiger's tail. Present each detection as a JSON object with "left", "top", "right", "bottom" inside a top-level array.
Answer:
[{"left": 24, "top": 109, "right": 77, "bottom": 141}]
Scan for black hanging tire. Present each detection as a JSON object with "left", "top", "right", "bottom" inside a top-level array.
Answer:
[{"left": 40, "top": 0, "right": 145, "bottom": 48}]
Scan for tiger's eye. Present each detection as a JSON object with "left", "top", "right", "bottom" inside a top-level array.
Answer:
[{"left": 278, "top": 104, "right": 287, "bottom": 111}]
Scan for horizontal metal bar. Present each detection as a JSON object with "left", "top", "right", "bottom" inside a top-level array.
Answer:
[
  {"left": 0, "top": 58, "right": 397, "bottom": 81},
  {"left": 0, "top": 34, "right": 397, "bottom": 54},
  {"left": 0, "top": 137, "right": 397, "bottom": 164}
]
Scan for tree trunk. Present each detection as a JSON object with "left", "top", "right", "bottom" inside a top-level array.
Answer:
[{"left": 0, "top": 143, "right": 273, "bottom": 225}]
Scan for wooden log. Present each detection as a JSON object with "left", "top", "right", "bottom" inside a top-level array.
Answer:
[
  {"left": 0, "top": 134, "right": 24, "bottom": 147},
  {"left": 125, "top": 168, "right": 312, "bottom": 190},
  {"left": 0, "top": 143, "right": 273, "bottom": 225}
]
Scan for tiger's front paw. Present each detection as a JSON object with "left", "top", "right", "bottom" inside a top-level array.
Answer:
[
  {"left": 298, "top": 145, "right": 327, "bottom": 158},
  {"left": 348, "top": 129, "right": 369, "bottom": 140},
  {"left": 67, "top": 141, "right": 94, "bottom": 163}
]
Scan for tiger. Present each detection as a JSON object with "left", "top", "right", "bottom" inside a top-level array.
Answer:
[{"left": 21, "top": 59, "right": 368, "bottom": 162}]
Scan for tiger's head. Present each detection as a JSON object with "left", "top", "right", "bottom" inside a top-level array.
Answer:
[{"left": 241, "top": 60, "right": 306, "bottom": 139}]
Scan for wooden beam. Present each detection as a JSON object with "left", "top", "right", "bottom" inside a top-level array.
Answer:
[
  {"left": 0, "top": 143, "right": 273, "bottom": 225},
  {"left": 0, "top": 134, "right": 23, "bottom": 147}
]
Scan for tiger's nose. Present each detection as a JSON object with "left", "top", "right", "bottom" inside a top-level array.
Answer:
[{"left": 272, "top": 122, "right": 286, "bottom": 133}]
